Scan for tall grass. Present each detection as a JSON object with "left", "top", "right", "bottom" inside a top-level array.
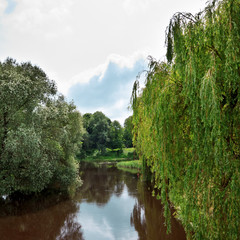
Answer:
[{"left": 116, "top": 160, "right": 142, "bottom": 170}]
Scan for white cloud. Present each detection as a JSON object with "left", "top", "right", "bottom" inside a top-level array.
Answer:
[
  {"left": 99, "top": 101, "right": 132, "bottom": 126},
  {"left": 106, "top": 52, "right": 147, "bottom": 69},
  {"left": 2, "top": 0, "right": 74, "bottom": 38},
  {"left": 63, "top": 51, "right": 147, "bottom": 95},
  {"left": 0, "top": 0, "right": 207, "bottom": 124},
  {"left": 68, "top": 64, "right": 106, "bottom": 88},
  {"left": 123, "top": 0, "right": 158, "bottom": 15},
  {"left": 0, "top": 0, "right": 7, "bottom": 15},
  {"left": 66, "top": 53, "right": 146, "bottom": 124},
  {"left": 80, "top": 216, "right": 115, "bottom": 240}
]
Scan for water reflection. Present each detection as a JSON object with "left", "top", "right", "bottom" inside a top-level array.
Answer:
[
  {"left": 76, "top": 185, "right": 138, "bottom": 240},
  {"left": 0, "top": 163, "right": 186, "bottom": 240},
  {"left": 56, "top": 212, "right": 83, "bottom": 240},
  {"left": 130, "top": 181, "right": 186, "bottom": 240},
  {"left": 76, "top": 163, "right": 186, "bottom": 240},
  {"left": 75, "top": 163, "right": 138, "bottom": 239},
  {"left": 76, "top": 164, "right": 126, "bottom": 206},
  {"left": 0, "top": 193, "right": 83, "bottom": 240}
]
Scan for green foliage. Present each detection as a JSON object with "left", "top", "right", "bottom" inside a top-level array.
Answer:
[
  {"left": 0, "top": 126, "right": 52, "bottom": 195},
  {"left": 131, "top": 1, "right": 240, "bottom": 239},
  {"left": 116, "top": 160, "right": 141, "bottom": 170},
  {"left": 108, "top": 120, "right": 123, "bottom": 150},
  {"left": 82, "top": 147, "right": 135, "bottom": 163},
  {"left": 81, "top": 111, "right": 127, "bottom": 156},
  {"left": 0, "top": 59, "right": 83, "bottom": 196},
  {"left": 35, "top": 95, "right": 84, "bottom": 193},
  {"left": 123, "top": 115, "right": 133, "bottom": 148},
  {"left": 88, "top": 111, "right": 111, "bottom": 154}
]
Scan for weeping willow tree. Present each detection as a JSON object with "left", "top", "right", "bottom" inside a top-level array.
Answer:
[{"left": 131, "top": 0, "right": 240, "bottom": 239}]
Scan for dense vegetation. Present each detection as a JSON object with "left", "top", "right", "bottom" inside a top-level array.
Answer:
[
  {"left": 131, "top": 0, "right": 240, "bottom": 239},
  {"left": 123, "top": 116, "right": 134, "bottom": 148},
  {"left": 0, "top": 59, "right": 84, "bottom": 197},
  {"left": 0, "top": 58, "right": 134, "bottom": 198},
  {"left": 81, "top": 111, "right": 133, "bottom": 158}
]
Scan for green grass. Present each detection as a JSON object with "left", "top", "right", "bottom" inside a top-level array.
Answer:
[
  {"left": 122, "top": 148, "right": 135, "bottom": 155},
  {"left": 116, "top": 160, "right": 142, "bottom": 170},
  {"left": 81, "top": 148, "right": 136, "bottom": 163}
]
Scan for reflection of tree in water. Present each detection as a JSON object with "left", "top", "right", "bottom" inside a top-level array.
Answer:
[
  {"left": 130, "top": 181, "right": 186, "bottom": 240},
  {"left": 0, "top": 193, "right": 84, "bottom": 240},
  {"left": 131, "top": 202, "right": 147, "bottom": 239},
  {"left": 121, "top": 170, "right": 139, "bottom": 197},
  {"left": 0, "top": 163, "right": 187, "bottom": 240},
  {"left": 0, "top": 163, "right": 133, "bottom": 240},
  {"left": 76, "top": 163, "right": 125, "bottom": 206},
  {"left": 56, "top": 212, "right": 83, "bottom": 240}
]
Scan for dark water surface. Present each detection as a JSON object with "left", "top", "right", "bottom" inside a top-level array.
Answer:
[{"left": 0, "top": 163, "right": 186, "bottom": 240}]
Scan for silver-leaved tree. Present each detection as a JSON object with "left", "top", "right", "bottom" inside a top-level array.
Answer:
[{"left": 0, "top": 58, "right": 84, "bottom": 196}]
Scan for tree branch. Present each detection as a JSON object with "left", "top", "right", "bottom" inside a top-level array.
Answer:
[{"left": 207, "top": 45, "right": 223, "bottom": 60}]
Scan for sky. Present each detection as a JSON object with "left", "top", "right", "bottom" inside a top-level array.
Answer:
[
  {"left": 76, "top": 185, "right": 137, "bottom": 240},
  {"left": 0, "top": 0, "right": 207, "bottom": 124}
]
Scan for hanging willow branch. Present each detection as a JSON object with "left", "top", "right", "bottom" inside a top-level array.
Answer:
[
  {"left": 131, "top": 0, "right": 240, "bottom": 239},
  {"left": 165, "top": 11, "right": 199, "bottom": 63},
  {"left": 207, "top": 45, "right": 223, "bottom": 60}
]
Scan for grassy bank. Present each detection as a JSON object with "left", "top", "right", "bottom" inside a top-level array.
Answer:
[
  {"left": 80, "top": 148, "right": 142, "bottom": 174},
  {"left": 116, "top": 160, "right": 142, "bottom": 174},
  {"left": 116, "top": 160, "right": 141, "bottom": 169},
  {"left": 81, "top": 148, "right": 137, "bottom": 163}
]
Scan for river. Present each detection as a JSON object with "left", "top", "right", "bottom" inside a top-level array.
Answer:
[{"left": 0, "top": 162, "right": 186, "bottom": 240}]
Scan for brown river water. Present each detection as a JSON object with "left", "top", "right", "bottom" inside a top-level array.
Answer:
[{"left": 0, "top": 162, "right": 186, "bottom": 240}]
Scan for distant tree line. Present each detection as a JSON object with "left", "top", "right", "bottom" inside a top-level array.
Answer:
[{"left": 80, "top": 112, "right": 133, "bottom": 157}]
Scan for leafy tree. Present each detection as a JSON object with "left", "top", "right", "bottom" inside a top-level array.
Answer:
[
  {"left": 131, "top": 1, "right": 240, "bottom": 239},
  {"left": 88, "top": 111, "right": 111, "bottom": 154},
  {"left": 82, "top": 113, "right": 93, "bottom": 132},
  {"left": 35, "top": 95, "right": 84, "bottom": 193},
  {"left": 108, "top": 120, "right": 123, "bottom": 150},
  {"left": 0, "top": 58, "right": 56, "bottom": 195},
  {"left": 0, "top": 59, "right": 83, "bottom": 196},
  {"left": 1, "top": 126, "right": 52, "bottom": 194},
  {"left": 80, "top": 113, "right": 93, "bottom": 157},
  {"left": 123, "top": 116, "right": 133, "bottom": 148},
  {"left": 0, "top": 58, "right": 56, "bottom": 160},
  {"left": 81, "top": 113, "right": 126, "bottom": 156}
]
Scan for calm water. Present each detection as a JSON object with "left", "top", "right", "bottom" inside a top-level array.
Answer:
[{"left": 0, "top": 163, "right": 186, "bottom": 240}]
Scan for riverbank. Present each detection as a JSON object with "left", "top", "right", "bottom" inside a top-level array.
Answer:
[
  {"left": 116, "top": 160, "right": 142, "bottom": 172},
  {"left": 81, "top": 148, "right": 135, "bottom": 162},
  {"left": 80, "top": 148, "right": 142, "bottom": 172}
]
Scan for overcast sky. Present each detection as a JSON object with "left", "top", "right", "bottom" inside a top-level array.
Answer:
[{"left": 0, "top": 0, "right": 207, "bottom": 124}]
